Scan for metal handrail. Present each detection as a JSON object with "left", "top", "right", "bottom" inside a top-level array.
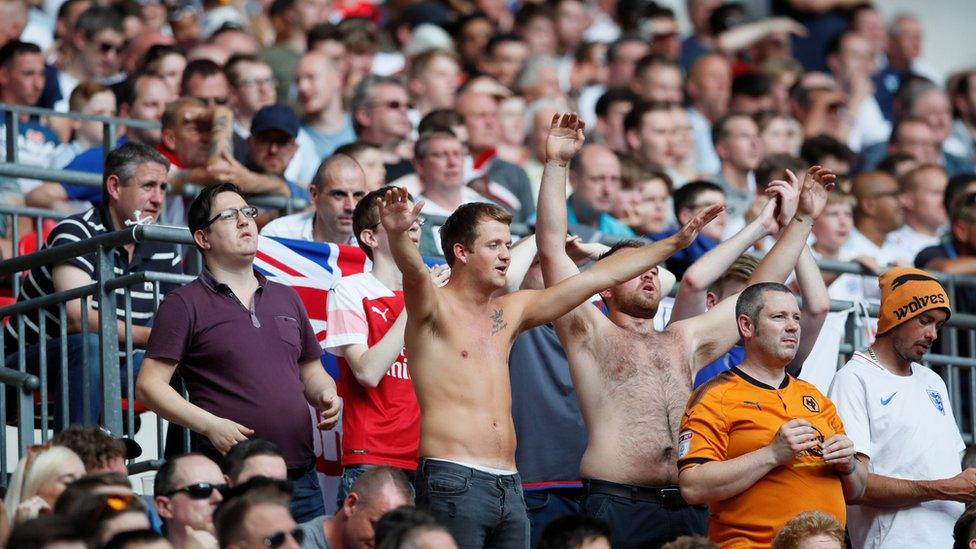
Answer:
[
  {"left": 0, "top": 103, "right": 159, "bottom": 128},
  {"left": 0, "top": 367, "right": 39, "bottom": 391},
  {"left": 0, "top": 224, "right": 193, "bottom": 277}
]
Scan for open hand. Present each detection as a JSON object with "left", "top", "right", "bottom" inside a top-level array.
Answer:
[
  {"left": 378, "top": 187, "right": 424, "bottom": 234},
  {"left": 673, "top": 204, "right": 724, "bottom": 249},
  {"left": 546, "top": 113, "right": 585, "bottom": 165},
  {"left": 797, "top": 165, "right": 836, "bottom": 219}
]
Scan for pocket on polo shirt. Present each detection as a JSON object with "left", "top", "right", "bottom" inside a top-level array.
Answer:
[{"left": 274, "top": 315, "right": 302, "bottom": 347}]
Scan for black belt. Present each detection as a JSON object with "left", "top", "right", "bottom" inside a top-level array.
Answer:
[
  {"left": 583, "top": 479, "right": 699, "bottom": 509},
  {"left": 287, "top": 463, "right": 313, "bottom": 480}
]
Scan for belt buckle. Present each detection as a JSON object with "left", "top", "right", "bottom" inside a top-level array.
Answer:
[{"left": 659, "top": 487, "right": 683, "bottom": 509}]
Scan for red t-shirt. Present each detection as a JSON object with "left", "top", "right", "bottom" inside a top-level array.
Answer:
[{"left": 324, "top": 273, "right": 420, "bottom": 469}]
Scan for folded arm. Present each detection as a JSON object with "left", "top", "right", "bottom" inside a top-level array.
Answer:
[{"left": 340, "top": 312, "right": 408, "bottom": 388}]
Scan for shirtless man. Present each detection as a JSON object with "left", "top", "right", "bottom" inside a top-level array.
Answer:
[
  {"left": 377, "top": 168, "right": 723, "bottom": 546},
  {"left": 535, "top": 113, "right": 835, "bottom": 548}
]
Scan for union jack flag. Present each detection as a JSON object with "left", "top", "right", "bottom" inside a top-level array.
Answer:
[{"left": 254, "top": 236, "right": 371, "bottom": 504}]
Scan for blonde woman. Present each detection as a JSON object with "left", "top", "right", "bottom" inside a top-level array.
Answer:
[{"left": 4, "top": 444, "right": 86, "bottom": 526}]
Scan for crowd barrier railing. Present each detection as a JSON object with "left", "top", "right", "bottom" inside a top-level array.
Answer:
[
  {"left": 0, "top": 103, "right": 308, "bottom": 213},
  {"left": 0, "top": 224, "right": 194, "bottom": 478}
]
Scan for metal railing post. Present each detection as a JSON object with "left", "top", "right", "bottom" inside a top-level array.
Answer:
[{"left": 97, "top": 244, "right": 123, "bottom": 435}]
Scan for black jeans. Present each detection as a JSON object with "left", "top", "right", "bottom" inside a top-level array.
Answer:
[
  {"left": 416, "top": 458, "right": 529, "bottom": 549},
  {"left": 583, "top": 484, "right": 707, "bottom": 549}
]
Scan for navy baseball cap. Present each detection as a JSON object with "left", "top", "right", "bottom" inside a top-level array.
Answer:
[{"left": 250, "top": 105, "right": 300, "bottom": 139}]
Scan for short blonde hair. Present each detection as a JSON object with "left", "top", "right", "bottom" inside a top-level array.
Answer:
[
  {"left": 68, "top": 81, "right": 112, "bottom": 113},
  {"left": 773, "top": 511, "right": 844, "bottom": 549}
]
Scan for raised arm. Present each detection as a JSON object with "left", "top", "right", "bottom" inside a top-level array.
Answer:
[
  {"left": 671, "top": 176, "right": 798, "bottom": 322},
  {"left": 788, "top": 245, "right": 830, "bottom": 376},
  {"left": 378, "top": 187, "right": 438, "bottom": 322},
  {"left": 676, "top": 167, "right": 835, "bottom": 372},
  {"left": 536, "top": 113, "right": 587, "bottom": 287},
  {"left": 501, "top": 234, "right": 538, "bottom": 295},
  {"left": 516, "top": 204, "right": 724, "bottom": 331}
]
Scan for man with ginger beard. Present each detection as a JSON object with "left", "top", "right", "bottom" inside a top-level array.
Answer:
[{"left": 538, "top": 114, "right": 839, "bottom": 546}]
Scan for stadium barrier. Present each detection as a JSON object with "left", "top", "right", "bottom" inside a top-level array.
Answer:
[
  {"left": 0, "top": 103, "right": 308, "bottom": 213},
  {"left": 0, "top": 224, "right": 194, "bottom": 478}
]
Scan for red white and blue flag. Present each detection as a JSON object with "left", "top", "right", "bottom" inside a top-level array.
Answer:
[{"left": 254, "top": 235, "right": 370, "bottom": 508}]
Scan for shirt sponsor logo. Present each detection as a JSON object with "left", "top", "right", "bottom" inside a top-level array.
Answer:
[
  {"left": 371, "top": 306, "right": 392, "bottom": 323},
  {"left": 678, "top": 430, "right": 692, "bottom": 459}
]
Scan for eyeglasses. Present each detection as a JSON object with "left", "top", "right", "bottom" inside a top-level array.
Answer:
[
  {"left": 164, "top": 482, "right": 227, "bottom": 499},
  {"left": 97, "top": 41, "right": 125, "bottom": 55},
  {"left": 203, "top": 206, "right": 259, "bottom": 229},
  {"left": 238, "top": 76, "right": 278, "bottom": 89},
  {"left": 264, "top": 527, "right": 305, "bottom": 548},
  {"left": 371, "top": 99, "right": 413, "bottom": 111},
  {"left": 202, "top": 97, "right": 229, "bottom": 106}
]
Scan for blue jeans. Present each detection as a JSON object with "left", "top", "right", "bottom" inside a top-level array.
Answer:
[
  {"left": 524, "top": 489, "right": 583, "bottom": 548},
  {"left": 290, "top": 467, "right": 326, "bottom": 524},
  {"left": 416, "top": 458, "right": 529, "bottom": 549},
  {"left": 337, "top": 464, "right": 417, "bottom": 508},
  {"left": 583, "top": 492, "right": 707, "bottom": 549},
  {"left": 5, "top": 333, "right": 143, "bottom": 430}
]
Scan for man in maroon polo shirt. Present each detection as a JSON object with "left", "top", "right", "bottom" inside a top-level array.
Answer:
[{"left": 136, "top": 182, "right": 341, "bottom": 523}]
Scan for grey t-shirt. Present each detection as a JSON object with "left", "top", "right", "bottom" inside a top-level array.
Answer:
[{"left": 298, "top": 515, "right": 332, "bottom": 549}]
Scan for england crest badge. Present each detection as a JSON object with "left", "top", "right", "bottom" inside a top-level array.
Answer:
[{"left": 927, "top": 389, "right": 946, "bottom": 415}]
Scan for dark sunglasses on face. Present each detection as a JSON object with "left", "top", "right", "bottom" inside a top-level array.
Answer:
[
  {"left": 164, "top": 482, "right": 227, "bottom": 499},
  {"left": 97, "top": 42, "right": 125, "bottom": 55},
  {"left": 264, "top": 527, "right": 305, "bottom": 548},
  {"left": 373, "top": 99, "right": 412, "bottom": 111},
  {"left": 204, "top": 206, "right": 259, "bottom": 229}
]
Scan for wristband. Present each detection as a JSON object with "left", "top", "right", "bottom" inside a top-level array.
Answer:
[
  {"left": 792, "top": 214, "right": 811, "bottom": 224},
  {"left": 545, "top": 159, "right": 569, "bottom": 168}
]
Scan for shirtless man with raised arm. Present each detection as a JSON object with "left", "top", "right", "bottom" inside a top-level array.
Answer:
[
  {"left": 376, "top": 169, "right": 722, "bottom": 547},
  {"left": 535, "top": 113, "right": 835, "bottom": 548}
]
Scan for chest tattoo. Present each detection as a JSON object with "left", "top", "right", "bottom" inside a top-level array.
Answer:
[{"left": 490, "top": 308, "right": 508, "bottom": 335}]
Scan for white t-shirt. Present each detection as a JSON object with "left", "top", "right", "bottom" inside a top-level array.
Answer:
[
  {"left": 828, "top": 351, "right": 964, "bottom": 549},
  {"left": 885, "top": 225, "right": 942, "bottom": 266},
  {"left": 259, "top": 211, "right": 356, "bottom": 245}
]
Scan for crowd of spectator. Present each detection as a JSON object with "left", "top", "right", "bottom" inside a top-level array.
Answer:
[{"left": 2, "top": 0, "right": 976, "bottom": 547}]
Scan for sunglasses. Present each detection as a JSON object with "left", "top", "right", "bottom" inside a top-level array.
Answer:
[
  {"left": 97, "top": 41, "right": 125, "bottom": 55},
  {"left": 164, "top": 482, "right": 226, "bottom": 499},
  {"left": 203, "top": 206, "right": 259, "bottom": 229},
  {"left": 264, "top": 527, "right": 305, "bottom": 548},
  {"left": 372, "top": 99, "right": 413, "bottom": 111},
  {"left": 91, "top": 494, "right": 142, "bottom": 522}
]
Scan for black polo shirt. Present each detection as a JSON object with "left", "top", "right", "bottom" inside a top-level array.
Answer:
[{"left": 5, "top": 204, "right": 182, "bottom": 352}]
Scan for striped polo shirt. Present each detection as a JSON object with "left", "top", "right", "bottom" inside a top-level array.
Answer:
[{"left": 4, "top": 204, "right": 183, "bottom": 353}]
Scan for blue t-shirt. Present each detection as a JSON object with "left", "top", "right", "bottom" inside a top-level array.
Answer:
[
  {"left": 693, "top": 345, "right": 745, "bottom": 388},
  {"left": 61, "top": 137, "right": 128, "bottom": 202},
  {"left": 646, "top": 227, "right": 717, "bottom": 280},
  {"left": 510, "top": 323, "right": 587, "bottom": 489}
]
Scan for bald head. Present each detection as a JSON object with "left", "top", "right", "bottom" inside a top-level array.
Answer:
[
  {"left": 456, "top": 90, "right": 499, "bottom": 153},
  {"left": 310, "top": 154, "right": 368, "bottom": 244},
  {"left": 570, "top": 144, "right": 622, "bottom": 214},
  {"left": 687, "top": 54, "right": 731, "bottom": 120},
  {"left": 852, "top": 170, "right": 904, "bottom": 231},
  {"left": 852, "top": 171, "right": 899, "bottom": 202},
  {"left": 314, "top": 154, "right": 366, "bottom": 191}
]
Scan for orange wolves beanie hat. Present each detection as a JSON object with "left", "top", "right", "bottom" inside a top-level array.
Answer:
[{"left": 877, "top": 267, "right": 951, "bottom": 335}]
